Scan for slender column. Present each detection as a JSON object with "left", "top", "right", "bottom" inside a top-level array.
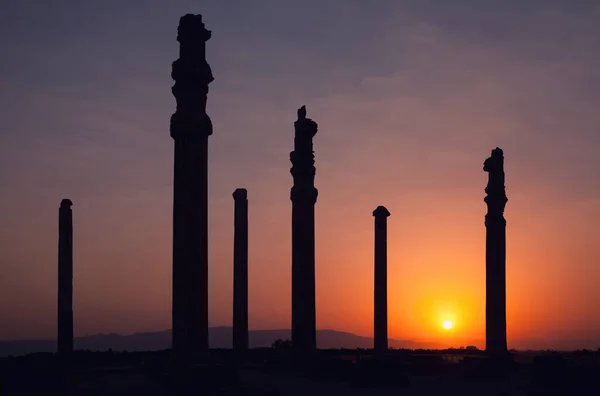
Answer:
[
  {"left": 373, "top": 206, "right": 390, "bottom": 353},
  {"left": 57, "top": 199, "right": 73, "bottom": 356},
  {"left": 170, "top": 14, "right": 214, "bottom": 364},
  {"left": 290, "top": 106, "right": 319, "bottom": 352},
  {"left": 232, "top": 188, "right": 249, "bottom": 352},
  {"left": 484, "top": 147, "right": 508, "bottom": 356}
]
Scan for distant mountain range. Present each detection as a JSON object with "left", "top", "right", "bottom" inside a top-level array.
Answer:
[{"left": 0, "top": 327, "right": 448, "bottom": 357}]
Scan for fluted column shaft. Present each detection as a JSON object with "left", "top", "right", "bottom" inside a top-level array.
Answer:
[
  {"left": 170, "top": 13, "right": 214, "bottom": 364},
  {"left": 57, "top": 199, "right": 73, "bottom": 356},
  {"left": 290, "top": 106, "right": 318, "bottom": 353},
  {"left": 373, "top": 206, "right": 390, "bottom": 353},
  {"left": 232, "top": 189, "right": 249, "bottom": 352},
  {"left": 484, "top": 147, "right": 509, "bottom": 357}
]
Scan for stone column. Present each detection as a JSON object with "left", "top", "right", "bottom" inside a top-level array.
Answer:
[
  {"left": 373, "top": 206, "right": 390, "bottom": 353},
  {"left": 170, "top": 14, "right": 214, "bottom": 363},
  {"left": 484, "top": 147, "right": 508, "bottom": 356},
  {"left": 57, "top": 199, "right": 73, "bottom": 356},
  {"left": 290, "top": 106, "right": 319, "bottom": 352},
  {"left": 232, "top": 188, "right": 249, "bottom": 352}
]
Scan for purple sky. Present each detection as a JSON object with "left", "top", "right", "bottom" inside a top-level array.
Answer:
[{"left": 0, "top": 0, "right": 599, "bottom": 349}]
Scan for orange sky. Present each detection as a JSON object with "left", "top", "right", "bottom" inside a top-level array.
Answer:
[{"left": 0, "top": 1, "right": 599, "bottom": 350}]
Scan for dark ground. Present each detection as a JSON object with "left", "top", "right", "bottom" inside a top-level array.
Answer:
[{"left": 0, "top": 348, "right": 598, "bottom": 395}]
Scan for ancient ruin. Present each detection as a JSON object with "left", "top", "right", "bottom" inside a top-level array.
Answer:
[
  {"left": 232, "top": 188, "right": 249, "bottom": 352},
  {"left": 484, "top": 147, "right": 509, "bottom": 356},
  {"left": 373, "top": 206, "right": 391, "bottom": 353},
  {"left": 170, "top": 13, "right": 214, "bottom": 363},
  {"left": 290, "top": 105, "right": 319, "bottom": 352},
  {"left": 57, "top": 199, "right": 74, "bottom": 356}
]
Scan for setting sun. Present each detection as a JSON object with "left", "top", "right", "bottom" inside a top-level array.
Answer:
[{"left": 443, "top": 320, "right": 453, "bottom": 330}]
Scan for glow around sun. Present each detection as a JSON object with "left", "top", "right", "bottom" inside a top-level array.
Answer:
[{"left": 443, "top": 320, "right": 453, "bottom": 330}]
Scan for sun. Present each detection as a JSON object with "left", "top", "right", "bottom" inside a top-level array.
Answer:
[{"left": 443, "top": 320, "right": 453, "bottom": 330}]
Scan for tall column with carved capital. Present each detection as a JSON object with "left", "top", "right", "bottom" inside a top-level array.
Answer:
[
  {"left": 484, "top": 147, "right": 509, "bottom": 356},
  {"left": 57, "top": 198, "right": 74, "bottom": 356},
  {"left": 170, "top": 13, "right": 214, "bottom": 363},
  {"left": 290, "top": 106, "right": 318, "bottom": 352},
  {"left": 232, "top": 188, "right": 249, "bottom": 353},
  {"left": 373, "top": 206, "right": 390, "bottom": 353}
]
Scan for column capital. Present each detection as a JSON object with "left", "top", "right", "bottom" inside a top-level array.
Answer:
[
  {"left": 233, "top": 188, "right": 247, "bottom": 200},
  {"left": 373, "top": 206, "right": 391, "bottom": 217},
  {"left": 485, "top": 213, "right": 506, "bottom": 227},
  {"left": 177, "top": 14, "right": 212, "bottom": 43},
  {"left": 294, "top": 105, "right": 318, "bottom": 138},
  {"left": 290, "top": 186, "right": 318, "bottom": 204},
  {"left": 170, "top": 13, "right": 214, "bottom": 141}
]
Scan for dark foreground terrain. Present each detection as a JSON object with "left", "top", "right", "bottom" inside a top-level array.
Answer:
[{"left": 1, "top": 347, "right": 599, "bottom": 395}]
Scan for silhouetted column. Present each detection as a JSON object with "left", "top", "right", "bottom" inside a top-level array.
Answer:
[
  {"left": 290, "top": 106, "right": 319, "bottom": 353},
  {"left": 484, "top": 147, "right": 509, "bottom": 356},
  {"left": 232, "top": 188, "right": 249, "bottom": 352},
  {"left": 57, "top": 199, "right": 73, "bottom": 356},
  {"left": 373, "top": 206, "right": 390, "bottom": 353},
  {"left": 170, "top": 14, "right": 214, "bottom": 364}
]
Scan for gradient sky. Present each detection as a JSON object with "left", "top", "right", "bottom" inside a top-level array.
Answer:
[{"left": 1, "top": 0, "right": 599, "bottom": 350}]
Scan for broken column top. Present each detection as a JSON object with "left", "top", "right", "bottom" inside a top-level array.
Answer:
[
  {"left": 491, "top": 147, "right": 503, "bottom": 157},
  {"left": 483, "top": 147, "right": 504, "bottom": 172},
  {"left": 373, "top": 206, "right": 391, "bottom": 217},
  {"left": 232, "top": 188, "right": 248, "bottom": 200},
  {"left": 60, "top": 199, "right": 73, "bottom": 209},
  {"left": 178, "top": 13, "right": 212, "bottom": 42},
  {"left": 294, "top": 105, "right": 318, "bottom": 139},
  {"left": 483, "top": 147, "right": 507, "bottom": 210}
]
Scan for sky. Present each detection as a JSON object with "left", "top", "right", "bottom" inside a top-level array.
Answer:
[{"left": 0, "top": 0, "right": 599, "bottom": 350}]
